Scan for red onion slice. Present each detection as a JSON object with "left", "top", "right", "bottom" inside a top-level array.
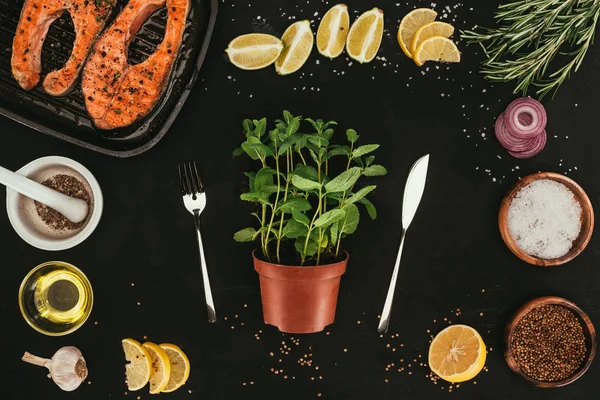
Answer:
[
  {"left": 508, "top": 130, "right": 547, "bottom": 159},
  {"left": 495, "top": 113, "right": 538, "bottom": 152},
  {"left": 504, "top": 98, "right": 547, "bottom": 139}
]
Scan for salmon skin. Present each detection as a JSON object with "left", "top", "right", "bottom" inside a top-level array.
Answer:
[
  {"left": 12, "top": 0, "right": 113, "bottom": 96},
  {"left": 82, "top": 0, "right": 190, "bottom": 130}
]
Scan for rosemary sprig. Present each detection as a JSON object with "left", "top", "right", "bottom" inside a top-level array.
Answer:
[{"left": 461, "top": 0, "right": 600, "bottom": 99}]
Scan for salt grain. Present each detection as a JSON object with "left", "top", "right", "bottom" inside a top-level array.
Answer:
[{"left": 507, "top": 179, "right": 582, "bottom": 259}]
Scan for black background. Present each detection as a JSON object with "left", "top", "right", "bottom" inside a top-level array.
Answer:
[{"left": 2, "top": 0, "right": 600, "bottom": 399}]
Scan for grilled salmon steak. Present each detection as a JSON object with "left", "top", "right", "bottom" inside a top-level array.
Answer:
[
  {"left": 82, "top": 0, "right": 190, "bottom": 129},
  {"left": 12, "top": 0, "right": 113, "bottom": 96}
]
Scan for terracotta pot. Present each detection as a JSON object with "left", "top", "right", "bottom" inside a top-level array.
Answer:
[{"left": 253, "top": 251, "right": 348, "bottom": 334}]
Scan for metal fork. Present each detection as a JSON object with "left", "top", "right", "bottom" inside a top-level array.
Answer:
[{"left": 178, "top": 161, "right": 216, "bottom": 323}]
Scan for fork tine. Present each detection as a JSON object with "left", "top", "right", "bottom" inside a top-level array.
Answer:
[
  {"left": 185, "top": 162, "right": 198, "bottom": 194},
  {"left": 178, "top": 163, "right": 188, "bottom": 195},
  {"left": 192, "top": 161, "right": 204, "bottom": 190},
  {"left": 181, "top": 162, "right": 193, "bottom": 195}
]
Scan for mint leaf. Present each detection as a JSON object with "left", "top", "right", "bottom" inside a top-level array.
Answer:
[
  {"left": 283, "top": 218, "right": 308, "bottom": 238},
  {"left": 292, "top": 174, "right": 322, "bottom": 191},
  {"left": 233, "top": 227, "right": 258, "bottom": 242},
  {"left": 278, "top": 197, "right": 312, "bottom": 214},
  {"left": 346, "top": 129, "right": 359, "bottom": 143},
  {"left": 358, "top": 197, "right": 377, "bottom": 219},
  {"left": 325, "top": 167, "right": 361, "bottom": 193},
  {"left": 346, "top": 185, "right": 376, "bottom": 204},
  {"left": 352, "top": 144, "right": 379, "bottom": 158},
  {"left": 314, "top": 209, "right": 346, "bottom": 228},
  {"left": 292, "top": 209, "right": 311, "bottom": 227},
  {"left": 363, "top": 165, "right": 387, "bottom": 177},
  {"left": 340, "top": 203, "right": 360, "bottom": 234}
]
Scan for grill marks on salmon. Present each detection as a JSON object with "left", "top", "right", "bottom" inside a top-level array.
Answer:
[
  {"left": 82, "top": 0, "right": 190, "bottom": 129},
  {"left": 12, "top": 0, "right": 113, "bottom": 96}
]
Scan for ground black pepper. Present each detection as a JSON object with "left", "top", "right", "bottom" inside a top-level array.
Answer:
[
  {"left": 35, "top": 174, "right": 91, "bottom": 231},
  {"left": 512, "top": 305, "right": 586, "bottom": 382}
]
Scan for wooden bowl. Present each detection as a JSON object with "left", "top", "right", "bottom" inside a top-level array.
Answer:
[
  {"left": 504, "top": 296, "right": 597, "bottom": 388},
  {"left": 499, "top": 172, "right": 594, "bottom": 266}
]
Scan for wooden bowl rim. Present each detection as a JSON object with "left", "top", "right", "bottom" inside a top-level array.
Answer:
[
  {"left": 504, "top": 296, "right": 597, "bottom": 388},
  {"left": 498, "top": 172, "right": 594, "bottom": 266}
]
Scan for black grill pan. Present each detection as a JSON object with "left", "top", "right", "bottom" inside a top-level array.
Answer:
[{"left": 0, "top": 0, "right": 217, "bottom": 157}]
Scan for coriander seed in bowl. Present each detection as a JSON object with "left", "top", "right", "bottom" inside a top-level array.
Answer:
[{"left": 504, "top": 296, "right": 597, "bottom": 388}]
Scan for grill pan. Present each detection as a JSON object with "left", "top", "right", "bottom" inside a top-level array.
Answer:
[{"left": 0, "top": 0, "right": 217, "bottom": 157}]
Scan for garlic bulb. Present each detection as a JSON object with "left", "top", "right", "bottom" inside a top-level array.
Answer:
[{"left": 22, "top": 346, "right": 88, "bottom": 391}]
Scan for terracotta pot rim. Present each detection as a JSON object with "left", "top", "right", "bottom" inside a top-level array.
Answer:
[{"left": 251, "top": 249, "right": 349, "bottom": 269}]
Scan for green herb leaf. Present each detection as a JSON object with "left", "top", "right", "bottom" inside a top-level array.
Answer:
[
  {"left": 330, "top": 221, "right": 339, "bottom": 246},
  {"left": 314, "top": 209, "right": 346, "bottom": 228},
  {"left": 241, "top": 142, "right": 274, "bottom": 160},
  {"left": 278, "top": 132, "right": 302, "bottom": 155},
  {"left": 232, "top": 147, "right": 245, "bottom": 157},
  {"left": 358, "top": 197, "right": 377, "bottom": 219},
  {"left": 363, "top": 165, "right": 388, "bottom": 177},
  {"left": 305, "top": 117, "right": 320, "bottom": 131},
  {"left": 291, "top": 174, "right": 322, "bottom": 191},
  {"left": 327, "top": 145, "right": 351, "bottom": 158},
  {"left": 325, "top": 167, "right": 361, "bottom": 193},
  {"left": 242, "top": 119, "right": 253, "bottom": 136},
  {"left": 295, "top": 237, "right": 318, "bottom": 256},
  {"left": 253, "top": 118, "right": 267, "bottom": 138},
  {"left": 278, "top": 197, "right": 312, "bottom": 214},
  {"left": 308, "top": 149, "right": 319, "bottom": 164},
  {"left": 287, "top": 117, "right": 301, "bottom": 136},
  {"left": 292, "top": 209, "right": 311, "bottom": 227},
  {"left": 283, "top": 218, "right": 308, "bottom": 238},
  {"left": 365, "top": 156, "right": 375, "bottom": 166},
  {"left": 244, "top": 172, "right": 256, "bottom": 192},
  {"left": 346, "top": 185, "right": 377, "bottom": 205},
  {"left": 308, "top": 135, "right": 329, "bottom": 147},
  {"left": 294, "top": 165, "right": 319, "bottom": 181},
  {"left": 352, "top": 144, "right": 379, "bottom": 158},
  {"left": 234, "top": 227, "right": 258, "bottom": 242},
  {"left": 323, "top": 128, "right": 335, "bottom": 141},
  {"left": 283, "top": 110, "right": 293, "bottom": 124},
  {"left": 322, "top": 121, "right": 337, "bottom": 130},
  {"left": 254, "top": 167, "right": 277, "bottom": 192},
  {"left": 340, "top": 203, "right": 360, "bottom": 234},
  {"left": 240, "top": 192, "right": 270, "bottom": 205},
  {"left": 346, "top": 129, "right": 359, "bottom": 143}
]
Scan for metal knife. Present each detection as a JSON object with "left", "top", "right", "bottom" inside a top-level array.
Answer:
[{"left": 377, "top": 154, "right": 430, "bottom": 334}]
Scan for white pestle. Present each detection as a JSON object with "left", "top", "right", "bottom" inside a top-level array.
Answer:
[{"left": 0, "top": 165, "right": 89, "bottom": 224}]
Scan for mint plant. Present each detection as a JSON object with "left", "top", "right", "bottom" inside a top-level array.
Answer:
[{"left": 233, "top": 111, "right": 387, "bottom": 266}]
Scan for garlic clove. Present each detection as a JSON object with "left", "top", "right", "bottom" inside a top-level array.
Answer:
[{"left": 22, "top": 346, "right": 88, "bottom": 392}]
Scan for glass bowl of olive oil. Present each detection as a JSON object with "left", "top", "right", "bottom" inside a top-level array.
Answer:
[{"left": 19, "top": 261, "right": 93, "bottom": 336}]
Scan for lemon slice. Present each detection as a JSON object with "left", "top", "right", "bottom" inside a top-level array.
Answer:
[
  {"left": 122, "top": 338, "right": 152, "bottom": 391},
  {"left": 397, "top": 8, "right": 437, "bottom": 58},
  {"left": 226, "top": 33, "right": 284, "bottom": 70},
  {"left": 346, "top": 8, "right": 384, "bottom": 63},
  {"left": 275, "top": 20, "right": 314, "bottom": 75},
  {"left": 411, "top": 21, "right": 455, "bottom": 55},
  {"left": 159, "top": 343, "right": 191, "bottom": 393},
  {"left": 428, "top": 325, "right": 486, "bottom": 383},
  {"left": 413, "top": 36, "right": 460, "bottom": 66},
  {"left": 316, "top": 4, "right": 350, "bottom": 58},
  {"left": 143, "top": 342, "right": 172, "bottom": 394}
]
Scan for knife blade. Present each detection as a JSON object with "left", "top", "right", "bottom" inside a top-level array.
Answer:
[{"left": 377, "top": 154, "right": 430, "bottom": 334}]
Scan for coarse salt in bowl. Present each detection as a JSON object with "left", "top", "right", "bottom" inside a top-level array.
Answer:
[
  {"left": 6, "top": 156, "right": 103, "bottom": 251},
  {"left": 498, "top": 172, "right": 594, "bottom": 266}
]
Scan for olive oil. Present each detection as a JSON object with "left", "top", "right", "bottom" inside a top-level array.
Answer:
[
  {"left": 34, "top": 269, "right": 88, "bottom": 324},
  {"left": 19, "top": 261, "right": 93, "bottom": 336}
]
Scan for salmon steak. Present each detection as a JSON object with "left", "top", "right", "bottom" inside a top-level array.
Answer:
[
  {"left": 82, "top": 0, "right": 190, "bottom": 130},
  {"left": 12, "top": 0, "right": 113, "bottom": 96}
]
